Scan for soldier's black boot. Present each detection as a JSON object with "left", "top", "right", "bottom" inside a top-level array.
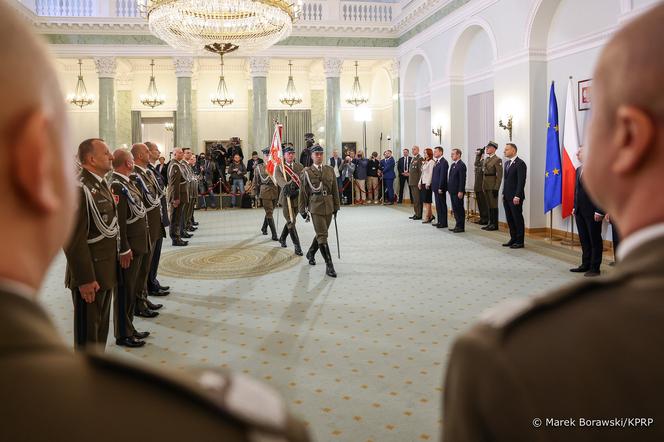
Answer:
[
  {"left": 486, "top": 209, "right": 499, "bottom": 231},
  {"left": 290, "top": 228, "right": 303, "bottom": 256},
  {"left": 261, "top": 217, "right": 268, "bottom": 235},
  {"left": 279, "top": 224, "right": 289, "bottom": 247},
  {"left": 267, "top": 218, "right": 278, "bottom": 241},
  {"left": 306, "top": 239, "right": 318, "bottom": 265},
  {"left": 319, "top": 243, "right": 337, "bottom": 277}
]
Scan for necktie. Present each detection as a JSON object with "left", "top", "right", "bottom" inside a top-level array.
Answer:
[{"left": 506, "top": 159, "right": 512, "bottom": 171}]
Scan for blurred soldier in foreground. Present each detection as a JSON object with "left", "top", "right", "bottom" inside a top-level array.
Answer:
[
  {"left": 299, "top": 145, "right": 341, "bottom": 277},
  {"left": 0, "top": 3, "right": 309, "bottom": 440},
  {"left": 443, "top": 5, "right": 664, "bottom": 441},
  {"left": 64, "top": 139, "right": 117, "bottom": 350},
  {"left": 252, "top": 147, "right": 279, "bottom": 240}
]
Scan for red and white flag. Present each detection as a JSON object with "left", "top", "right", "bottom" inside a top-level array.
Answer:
[
  {"left": 266, "top": 123, "right": 283, "bottom": 183},
  {"left": 561, "top": 77, "right": 581, "bottom": 218}
]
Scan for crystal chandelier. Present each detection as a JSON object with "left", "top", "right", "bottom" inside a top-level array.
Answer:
[
  {"left": 140, "top": 59, "right": 165, "bottom": 108},
  {"left": 145, "top": 0, "right": 302, "bottom": 54},
  {"left": 346, "top": 61, "right": 368, "bottom": 107},
  {"left": 210, "top": 53, "right": 234, "bottom": 108},
  {"left": 279, "top": 60, "right": 302, "bottom": 107},
  {"left": 67, "top": 59, "right": 94, "bottom": 108}
]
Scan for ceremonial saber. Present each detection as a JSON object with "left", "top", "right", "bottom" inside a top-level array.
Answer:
[{"left": 334, "top": 213, "right": 340, "bottom": 259}]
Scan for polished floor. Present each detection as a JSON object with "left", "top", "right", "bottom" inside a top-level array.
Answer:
[{"left": 39, "top": 205, "right": 584, "bottom": 441}]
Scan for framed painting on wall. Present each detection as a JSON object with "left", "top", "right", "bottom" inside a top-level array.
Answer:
[
  {"left": 342, "top": 142, "right": 357, "bottom": 158},
  {"left": 578, "top": 78, "right": 592, "bottom": 111}
]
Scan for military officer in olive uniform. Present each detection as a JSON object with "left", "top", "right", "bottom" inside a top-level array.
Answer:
[
  {"left": 481, "top": 141, "right": 503, "bottom": 231},
  {"left": 408, "top": 146, "right": 424, "bottom": 220},
  {"left": 64, "top": 138, "right": 118, "bottom": 350},
  {"left": 168, "top": 148, "right": 188, "bottom": 246},
  {"left": 299, "top": 145, "right": 341, "bottom": 277},
  {"left": 111, "top": 149, "right": 150, "bottom": 348},
  {"left": 131, "top": 143, "right": 164, "bottom": 318},
  {"left": 275, "top": 145, "right": 304, "bottom": 256},
  {"left": 252, "top": 147, "right": 279, "bottom": 241},
  {"left": 0, "top": 4, "right": 311, "bottom": 439},
  {"left": 473, "top": 146, "right": 489, "bottom": 225},
  {"left": 185, "top": 152, "right": 199, "bottom": 232},
  {"left": 181, "top": 149, "right": 197, "bottom": 237}
]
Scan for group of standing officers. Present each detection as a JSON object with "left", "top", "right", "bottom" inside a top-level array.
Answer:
[
  {"left": 253, "top": 144, "right": 341, "bottom": 278},
  {"left": 65, "top": 139, "right": 182, "bottom": 350}
]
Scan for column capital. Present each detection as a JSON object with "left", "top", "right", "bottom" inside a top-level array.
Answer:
[
  {"left": 173, "top": 56, "right": 195, "bottom": 77},
  {"left": 248, "top": 57, "right": 270, "bottom": 77},
  {"left": 388, "top": 59, "right": 400, "bottom": 79},
  {"left": 323, "top": 58, "right": 343, "bottom": 77},
  {"left": 94, "top": 57, "right": 117, "bottom": 78}
]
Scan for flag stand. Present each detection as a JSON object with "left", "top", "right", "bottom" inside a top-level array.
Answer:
[
  {"left": 561, "top": 215, "right": 581, "bottom": 247},
  {"left": 543, "top": 211, "right": 561, "bottom": 242}
]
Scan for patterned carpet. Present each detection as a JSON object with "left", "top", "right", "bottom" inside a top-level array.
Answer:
[{"left": 39, "top": 205, "right": 584, "bottom": 441}]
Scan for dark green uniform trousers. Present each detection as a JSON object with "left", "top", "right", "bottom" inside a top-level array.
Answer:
[{"left": 72, "top": 287, "right": 112, "bottom": 350}]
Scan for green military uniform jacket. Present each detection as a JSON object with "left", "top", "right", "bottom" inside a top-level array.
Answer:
[
  {"left": 252, "top": 163, "right": 278, "bottom": 200},
  {"left": 0, "top": 287, "right": 310, "bottom": 442},
  {"left": 186, "top": 161, "right": 197, "bottom": 200},
  {"left": 443, "top": 235, "right": 664, "bottom": 442},
  {"left": 482, "top": 154, "right": 503, "bottom": 191},
  {"left": 179, "top": 160, "right": 192, "bottom": 201},
  {"left": 473, "top": 150, "right": 485, "bottom": 193},
  {"left": 111, "top": 173, "right": 150, "bottom": 256},
  {"left": 134, "top": 165, "right": 164, "bottom": 245},
  {"left": 275, "top": 161, "right": 304, "bottom": 206},
  {"left": 64, "top": 168, "right": 118, "bottom": 292},
  {"left": 299, "top": 164, "right": 341, "bottom": 216},
  {"left": 168, "top": 160, "right": 186, "bottom": 203},
  {"left": 408, "top": 154, "right": 423, "bottom": 186}
]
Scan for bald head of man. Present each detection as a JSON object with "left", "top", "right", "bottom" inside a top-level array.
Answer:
[
  {"left": 112, "top": 149, "right": 134, "bottom": 176},
  {"left": 0, "top": 1, "right": 75, "bottom": 291},
  {"left": 586, "top": 4, "right": 664, "bottom": 238},
  {"left": 131, "top": 143, "right": 150, "bottom": 168}
]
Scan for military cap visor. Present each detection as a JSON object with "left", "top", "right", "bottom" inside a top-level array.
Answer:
[
  {"left": 261, "top": 147, "right": 271, "bottom": 155},
  {"left": 311, "top": 145, "right": 324, "bottom": 153},
  {"left": 282, "top": 146, "right": 295, "bottom": 153},
  {"left": 486, "top": 141, "right": 498, "bottom": 149}
]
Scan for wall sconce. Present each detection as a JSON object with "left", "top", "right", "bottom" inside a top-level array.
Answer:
[
  {"left": 432, "top": 126, "right": 442, "bottom": 144},
  {"left": 498, "top": 115, "right": 513, "bottom": 141}
]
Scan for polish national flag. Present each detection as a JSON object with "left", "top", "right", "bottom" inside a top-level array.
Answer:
[
  {"left": 561, "top": 78, "right": 581, "bottom": 218},
  {"left": 266, "top": 123, "right": 283, "bottom": 183}
]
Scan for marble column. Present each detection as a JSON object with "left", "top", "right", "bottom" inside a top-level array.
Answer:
[
  {"left": 94, "top": 57, "right": 116, "bottom": 148},
  {"left": 173, "top": 57, "right": 194, "bottom": 148},
  {"left": 323, "top": 58, "right": 343, "bottom": 152},
  {"left": 115, "top": 74, "right": 132, "bottom": 148},
  {"left": 389, "top": 59, "right": 401, "bottom": 152},
  {"left": 310, "top": 75, "right": 326, "bottom": 150},
  {"left": 250, "top": 57, "right": 270, "bottom": 147}
]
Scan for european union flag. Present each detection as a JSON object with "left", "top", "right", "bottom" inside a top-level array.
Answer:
[{"left": 544, "top": 82, "right": 562, "bottom": 213}]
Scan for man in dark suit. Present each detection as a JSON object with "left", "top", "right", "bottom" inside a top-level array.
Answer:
[
  {"left": 157, "top": 155, "right": 169, "bottom": 186},
  {"left": 501, "top": 143, "right": 527, "bottom": 248},
  {"left": 571, "top": 147, "right": 604, "bottom": 276},
  {"left": 431, "top": 146, "right": 449, "bottom": 229},
  {"left": 448, "top": 148, "right": 467, "bottom": 232},
  {"left": 397, "top": 148, "right": 411, "bottom": 204}
]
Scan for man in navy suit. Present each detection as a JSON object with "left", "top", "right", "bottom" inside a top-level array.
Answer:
[
  {"left": 432, "top": 146, "right": 449, "bottom": 228},
  {"left": 501, "top": 143, "right": 527, "bottom": 248},
  {"left": 397, "top": 148, "right": 411, "bottom": 203},
  {"left": 380, "top": 150, "right": 396, "bottom": 205},
  {"left": 448, "top": 148, "right": 467, "bottom": 232},
  {"left": 571, "top": 147, "right": 605, "bottom": 276}
]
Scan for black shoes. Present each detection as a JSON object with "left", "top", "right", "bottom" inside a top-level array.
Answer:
[
  {"left": 319, "top": 243, "right": 337, "bottom": 278},
  {"left": 278, "top": 225, "right": 289, "bottom": 248},
  {"left": 172, "top": 239, "right": 188, "bottom": 246},
  {"left": 134, "top": 331, "right": 150, "bottom": 339},
  {"left": 290, "top": 228, "right": 303, "bottom": 256},
  {"left": 116, "top": 337, "right": 145, "bottom": 348},
  {"left": 146, "top": 300, "right": 163, "bottom": 310},
  {"left": 135, "top": 309, "right": 159, "bottom": 318},
  {"left": 159, "top": 285, "right": 170, "bottom": 291},
  {"left": 452, "top": 228, "right": 465, "bottom": 233},
  {"left": 306, "top": 239, "right": 318, "bottom": 265},
  {"left": 570, "top": 266, "right": 590, "bottom": 273},
  {"left": 510, "top": 243, "right": 524, "bottom": 249},
  {"left": 503, "top": 240, "right": 514, "bottom": 247},
  {"left": 149, "top": 288, "right": 170, "bottom": 296},
  {"left": 584, "top": 270, "right": 601, "bottom": 277},
  {"left": 267, "top": 218, "right": 278, "bottom": 241},
  {"left": 181, "top": 232, "right": 193, "bottom": 239}
]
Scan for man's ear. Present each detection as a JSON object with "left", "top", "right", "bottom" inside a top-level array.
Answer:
[
  {"left": 9, "top": 111, "right": 61, "bottom": 214},
  {"left": 612, "top": 105, "right": 656, "bottom": 175}
]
